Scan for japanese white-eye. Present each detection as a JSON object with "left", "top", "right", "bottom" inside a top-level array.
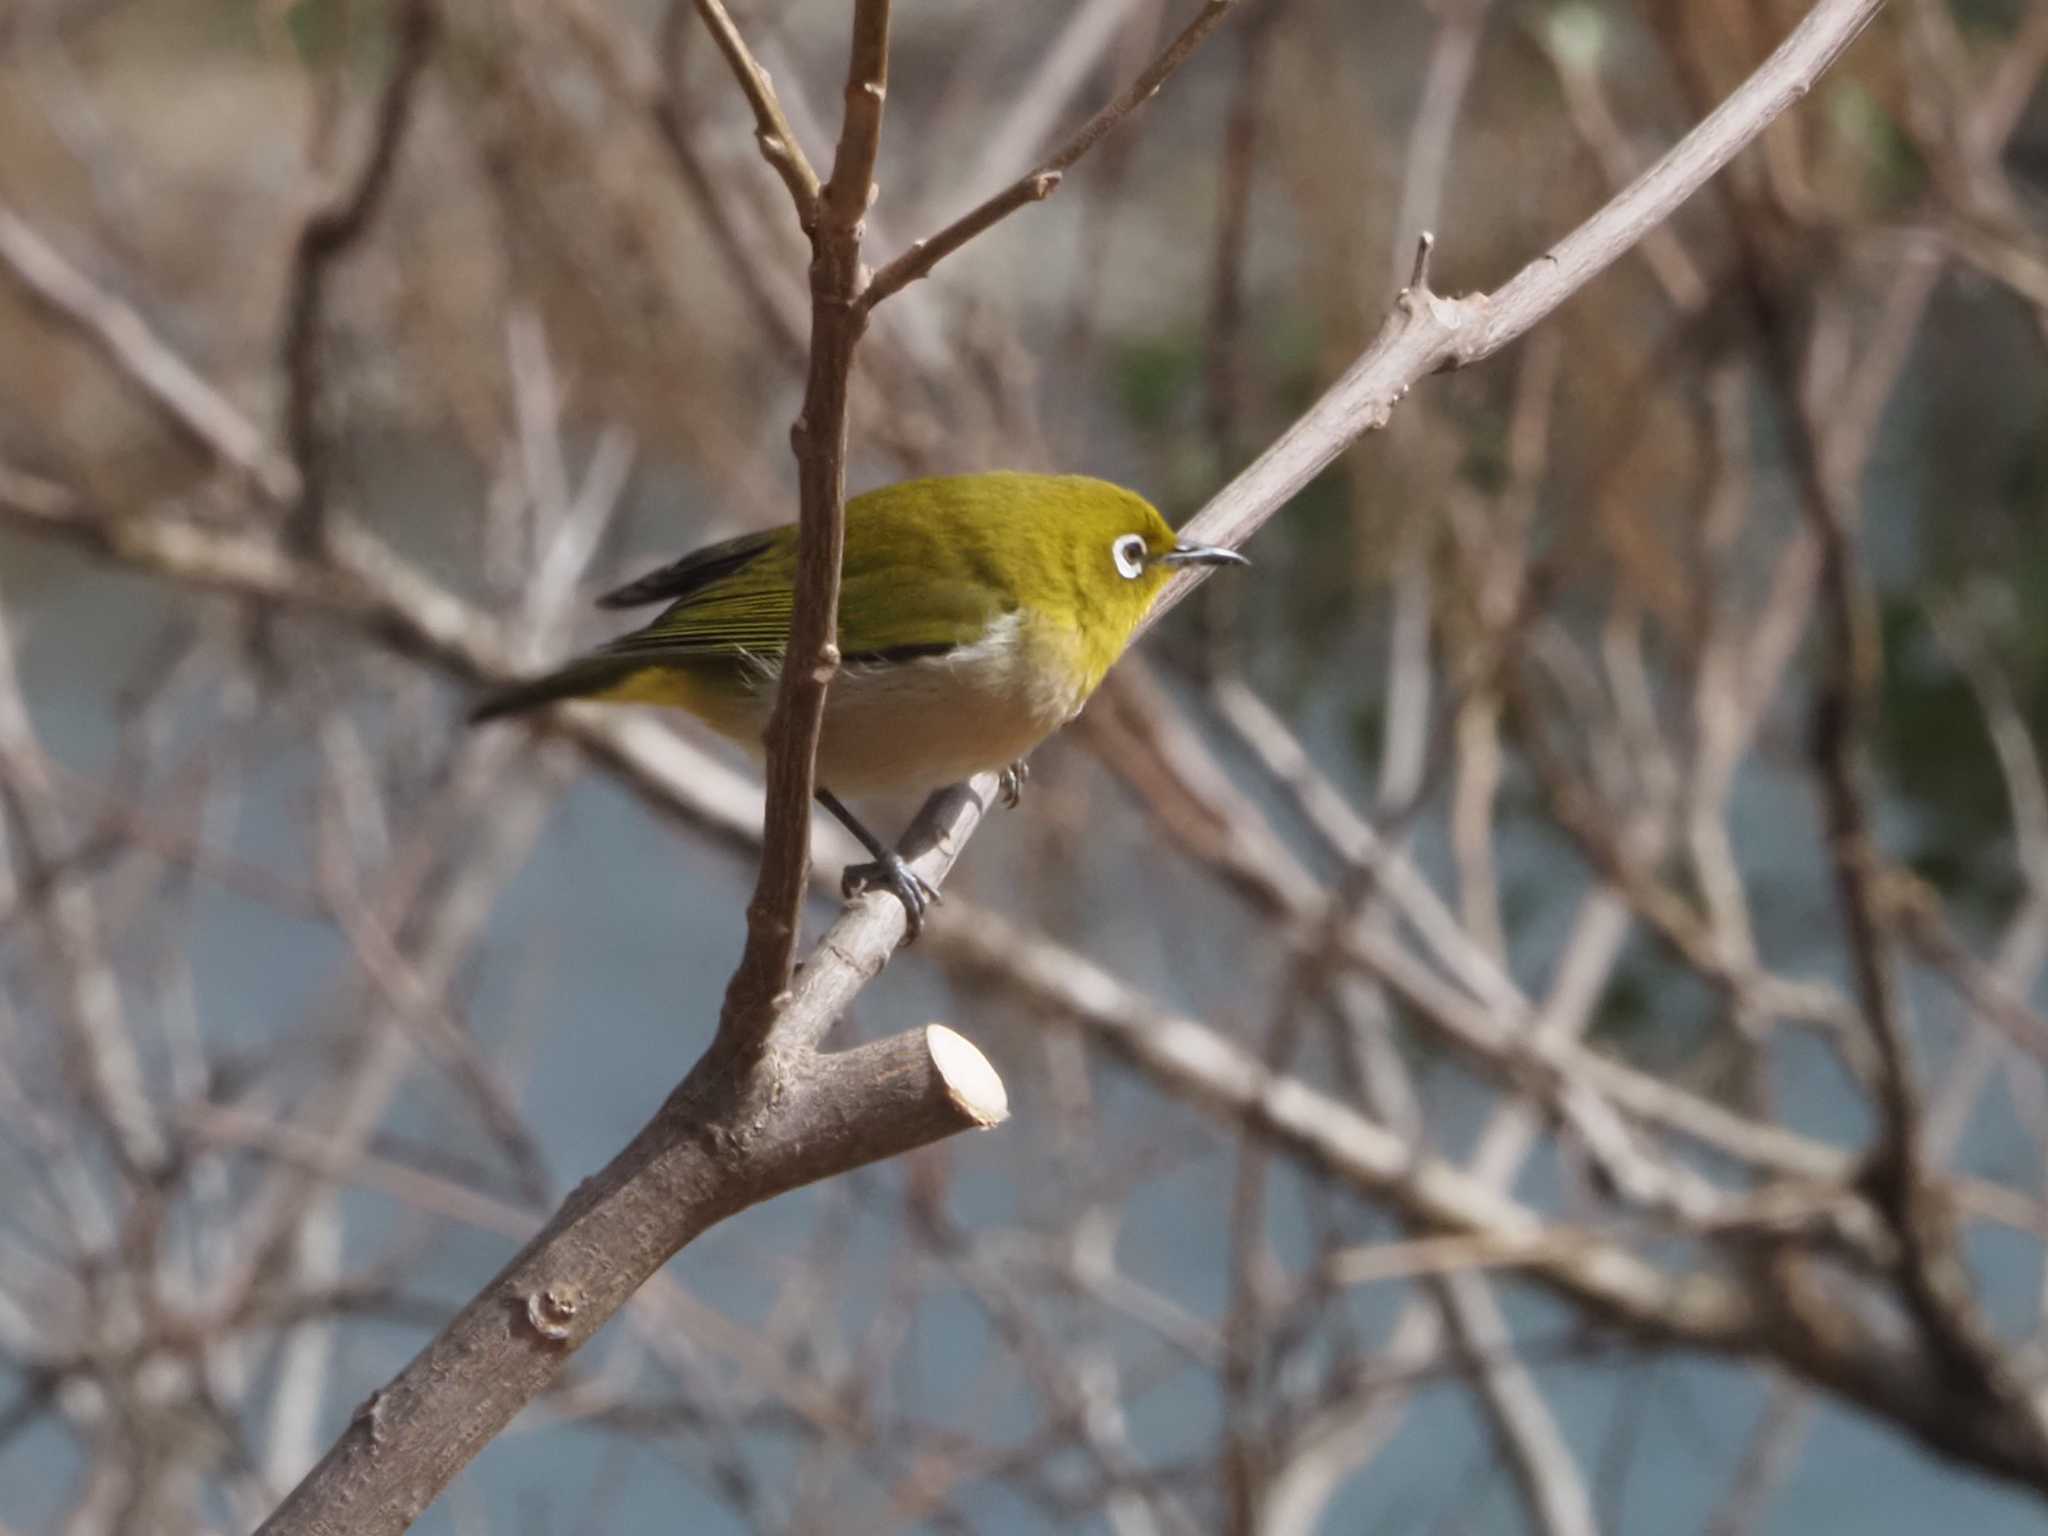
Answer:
[{"left": 472, "top": 471, "right": 1247, "bottom": 930}]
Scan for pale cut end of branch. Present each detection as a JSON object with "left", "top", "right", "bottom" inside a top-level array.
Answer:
[{"left": 927, "top": 1024, "right": 1008, "bottom": 1126}]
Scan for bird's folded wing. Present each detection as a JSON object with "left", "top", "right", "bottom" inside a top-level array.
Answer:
[
  {"left": 602, "top": 562, "right": 1007, "bottom": 666},
  {"left": 595, "top": 528, "right": 784, "bottom": 609}
]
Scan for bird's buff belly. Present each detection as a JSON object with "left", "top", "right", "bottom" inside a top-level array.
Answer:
[
  {"left": 607, "top": 614, "right": 1086, "bottom": 797},
  {"left": 816, "top": 648, "right": 1075, "bottom": 794}
]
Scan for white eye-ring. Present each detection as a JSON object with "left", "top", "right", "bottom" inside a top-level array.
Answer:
[{"left": 1111, "top": 533, "right": 1148, "bottom": 580}]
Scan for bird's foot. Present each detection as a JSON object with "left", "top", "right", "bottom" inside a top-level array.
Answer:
[
  {"left": 997, "top": 760, "right": 1029, "bottom": 810},
  {"left": 842, "top": 853, "right": 942, "bottom": 940}
]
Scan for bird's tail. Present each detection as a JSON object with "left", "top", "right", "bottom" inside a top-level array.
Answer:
[{"left": 469, "top": 657, "right": 641, "bottom": 724}]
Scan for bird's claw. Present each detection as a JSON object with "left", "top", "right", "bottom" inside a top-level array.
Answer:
[
  {"left": 842, "top": 853, "right": 942, "bottom": 940},
  {"left": 997, "top": 760, "right": 1029, "bottom": 810}
]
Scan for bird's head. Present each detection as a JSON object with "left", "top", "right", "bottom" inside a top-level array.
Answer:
[
  {"left": 1022, "top": 476, "right": 1247, "bottom": 679},
  {"left": 1041, "top": 479, "right": 1246, "bottom": 614}
]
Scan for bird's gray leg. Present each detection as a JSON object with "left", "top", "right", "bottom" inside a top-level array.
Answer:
[{"left": 815, "top": 787, "right": 940, "bottom": 939}]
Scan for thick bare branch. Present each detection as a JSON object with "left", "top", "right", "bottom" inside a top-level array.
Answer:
[{"left": 253, "top": 1023, "right": 1002, "bottom": 1536}]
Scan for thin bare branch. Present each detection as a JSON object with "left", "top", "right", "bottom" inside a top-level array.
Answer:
[
  {"left": 717, "top": 0, "right": 892, "bottom": 1048},
  {"left": 0, "top": 202, "right": 301, "bottom": 504},
  {"left": 280, "top": 0, "right": 436, "bottom": 548},
  {"left": 1148, "top": 0, "right": 1888, "bottom": 620},
  {"left": 860, "top": 0, "right": 1240, "bottom": 311},
  {"left": 692, "top": 0, "right": 824, "bottom": 227}
]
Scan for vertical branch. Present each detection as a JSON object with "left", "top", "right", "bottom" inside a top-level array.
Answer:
[
  {"left": 1797, "top": 403, "right": 1996, "bottom": 1386},
  {"left": 281, "top": 0, "right": 436, "bottom": 550},
  {"left": 1372, "top": 0, "right": 1491, "bottom": 812},
  {"left": 0, "top": 607, "right": 167, "bottom": 1179},
  {"left": 716, "top": 0, "right": 892, "bottom": 1049},
  {"left": 1201, "top": 7, "right": 1272, "bottom": 477},
  {"left": 1196, "top": 7, "right": 1274, "bottom": 677},
  {"left": 1763, "top": 216, "right": 2032, "bottom": 1424}
]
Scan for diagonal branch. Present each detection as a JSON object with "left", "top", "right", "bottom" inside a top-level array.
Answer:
[
  {"left": 693, "top": 0, "right": 824, "bottom": 228},
  {"left": 0, "top": 202, "right": 301, "bottom": 505},
  {"left": 1146, "top": 0, "right": 1887, "bottom": 624},
  {"left": 252, "top": 1021, "right": 1003, "bottom": 1536},
  {"left": 857, "top": 0, "right": 1890, "bottom": 968},
  {"left": 860, "top": 0, "right": 1241, "bottom": 312}
]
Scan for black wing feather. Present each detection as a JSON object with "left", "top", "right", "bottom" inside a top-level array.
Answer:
[{"left": 594, "top": 528, "right": 781, "bottom": 610}]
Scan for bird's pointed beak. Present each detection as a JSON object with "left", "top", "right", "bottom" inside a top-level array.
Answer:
[{"left": 1157, "top": 540, "right": 1249, "bottom": 569}]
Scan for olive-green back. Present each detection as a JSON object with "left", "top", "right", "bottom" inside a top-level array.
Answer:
[{"left": 600, "top": 472, "right": 1174, "bottom": 669}]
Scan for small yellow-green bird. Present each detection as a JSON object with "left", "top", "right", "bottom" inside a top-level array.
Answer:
[{"left": 473, "top": 471, "right": 1246, "bottom": 931}]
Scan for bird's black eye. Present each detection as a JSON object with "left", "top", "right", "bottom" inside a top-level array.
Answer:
[{"left": 1112, "top": 534, "right": 1147, "bottom": 580}]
